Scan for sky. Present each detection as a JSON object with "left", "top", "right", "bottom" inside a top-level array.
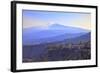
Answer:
[{"left": 22, "top": 10, "right": 91, "bottom": 30}]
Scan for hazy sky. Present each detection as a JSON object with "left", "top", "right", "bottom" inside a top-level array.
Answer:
[{"left": 23, "top": 10, "right": 91, "bottom": 30}]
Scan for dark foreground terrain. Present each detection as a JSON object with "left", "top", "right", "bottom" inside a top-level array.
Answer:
[{"left": 23, "top": 40, "right": 91, "bottom": 63}]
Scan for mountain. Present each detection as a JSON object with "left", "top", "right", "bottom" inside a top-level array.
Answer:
[
  {"left": 49, "top": 24, "right": 89, "bottom": 33},
  {"left": 49, "top": 23, "right": 67, "bottom": 29},
  {"left": 58, "top": 32, "right": 91, "bottom": 44},
  {"left": 23, "top": 24, "right": 90, "bottom": 45}
]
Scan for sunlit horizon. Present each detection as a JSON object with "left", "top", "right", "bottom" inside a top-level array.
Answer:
[{"left": 23, "top": 10, "right": 91, "bottom": 30}]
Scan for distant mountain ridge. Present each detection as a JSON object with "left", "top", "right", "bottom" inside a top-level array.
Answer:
[
  {"left": 49, "top": 24, "right": 67, "bottom": 28},
  {"left": 23, "top": 24, "right": 90, "bottom": 45}
]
